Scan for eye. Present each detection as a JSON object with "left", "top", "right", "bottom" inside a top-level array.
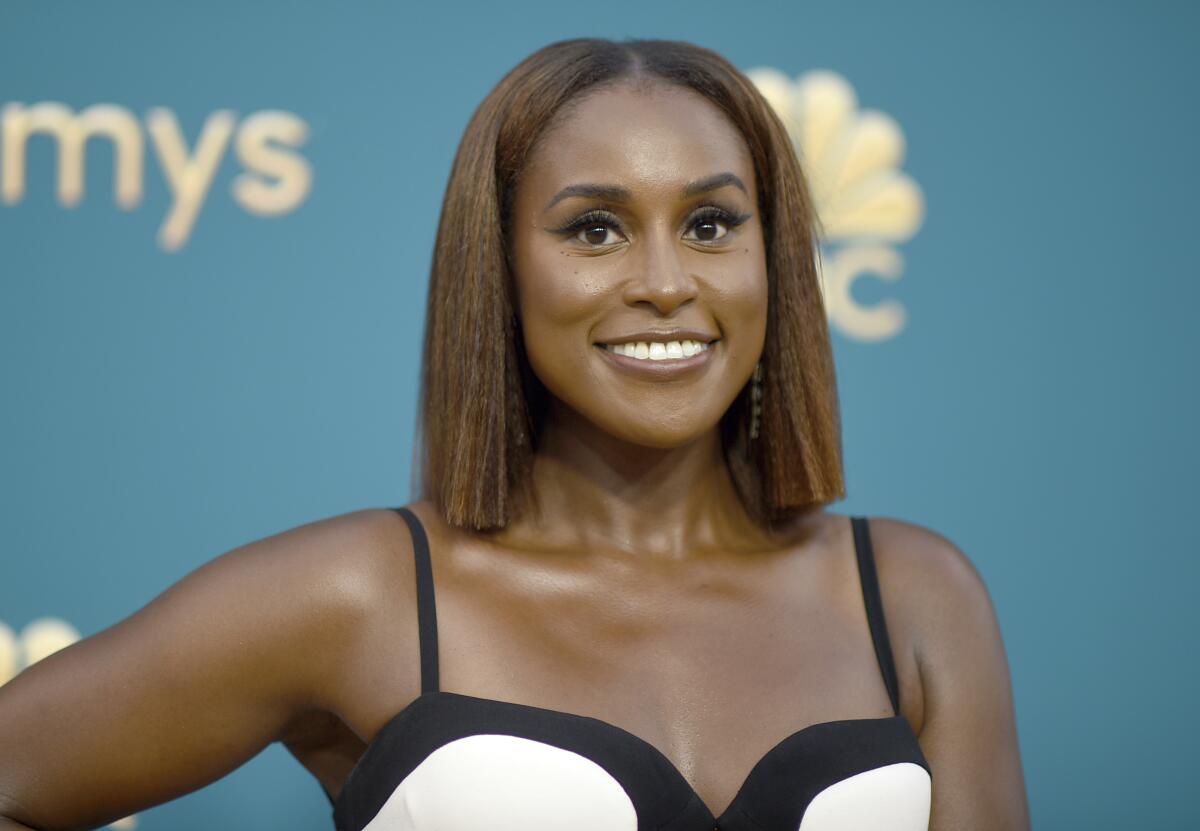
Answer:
[
  {"left": 557, "top": 209, "right": 625, "bottom": 247},
  {"left": 683, "top": 205, "right": 750, "bottom": 244},
  {"left": 552, "top": 204, "right": 752, "bottom": 249}
]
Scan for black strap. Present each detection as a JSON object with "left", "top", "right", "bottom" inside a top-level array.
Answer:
[
  {"left": 394, "top": 506, "right": 439, "bottom": 694},
  {"left": 851, "top": 515, "right": 900, "bottom": 716}
]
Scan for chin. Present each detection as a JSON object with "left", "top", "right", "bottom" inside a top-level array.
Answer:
[{"left": 598, "top": 417, "right": 714, "bottom": 450}]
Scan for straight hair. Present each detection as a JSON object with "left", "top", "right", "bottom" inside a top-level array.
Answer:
[{"left": 418, "top": 37, "right": 845, "bottom": 530}]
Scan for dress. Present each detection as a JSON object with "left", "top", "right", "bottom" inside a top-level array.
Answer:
[{"left": 329, "top": 507, "right": 932, "bottom": 830}]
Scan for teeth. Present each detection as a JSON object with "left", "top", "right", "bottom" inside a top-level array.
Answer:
[{"left": 604, "top": 340, "right": 712, "bottom": 361}]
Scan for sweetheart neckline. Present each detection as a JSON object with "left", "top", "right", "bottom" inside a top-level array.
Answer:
[{"left": 332, "top": 688, "right": 913, "bottom": 825}]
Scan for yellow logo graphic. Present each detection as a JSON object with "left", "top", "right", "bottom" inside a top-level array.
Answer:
[
  {"left": 746, "top": 68, "right": 925, "bottom": 342},
  {"left": 0, "top": 103, "right": 312, "bottom": 252},
  {"left": 1, "top": 617, "right": 137, "bottom": 829}
]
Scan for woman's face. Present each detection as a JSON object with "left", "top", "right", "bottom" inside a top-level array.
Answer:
[{"left": 509, "top": 81, "right": 768, "bottom": 449}]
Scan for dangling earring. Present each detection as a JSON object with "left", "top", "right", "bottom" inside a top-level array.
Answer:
[{"left": 749, "top": 362, "right": 763, "bottom": 441}]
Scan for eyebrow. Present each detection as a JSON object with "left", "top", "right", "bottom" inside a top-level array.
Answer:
[{"left": 543, "top": 171, "right": 748, "bottom": 212}]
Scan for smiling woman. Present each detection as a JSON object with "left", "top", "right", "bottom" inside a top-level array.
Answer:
[
  {"left": 422, "top": 39, "right": 842, "bottom": 532},
  {"left": 509, "top": 84, "right": 773, "bottom": 472},
  {"left": 0, "top": 36, "right": 1029, "bottom": 831}
]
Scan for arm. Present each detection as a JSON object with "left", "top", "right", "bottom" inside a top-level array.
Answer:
[
  {"left": 0, "top": 508, "right": 393, "bottom": 831},
  {"left": 0, "top": 797, "right": 38, "bottom": 830},
  {"left": 875, "top": 518, "right": 1032, "bottom": 831}
]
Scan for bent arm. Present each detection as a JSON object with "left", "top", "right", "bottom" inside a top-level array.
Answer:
[
  {"left": 0, "top": 509, "right": 390, "bottom": 831},
  {"left": 0, "top": 795, "right": 39, "bottom": 830},
  {"left": 1, "top": 793, "right": 40, "bottom": 830}
]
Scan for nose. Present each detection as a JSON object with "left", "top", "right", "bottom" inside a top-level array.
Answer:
[{"left": 620, "top": 226, "right": 698, "bottom": 316}]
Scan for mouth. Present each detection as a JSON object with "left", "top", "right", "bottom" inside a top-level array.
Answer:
[
  {"left": 600, "top": 338, "right": 710, "bottom": 357},
  {"left": 592, "top": 335, "right": 719, "bottom": 378}
]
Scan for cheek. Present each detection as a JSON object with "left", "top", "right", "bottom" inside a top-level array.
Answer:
[
  {"left": 722, "top": 271, "right": 768, "bottom": 316},
  {"left": 514, "top": 254, "right": 607, "bottom": 385},
  {"left": 711, "top": 258, "right": 769, "bottom": 352},
  {"left": 514, "top": 233, "right": 609, "bottom": 321}
]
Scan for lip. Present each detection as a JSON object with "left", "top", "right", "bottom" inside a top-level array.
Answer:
[
  {"left": 594, "top": 328, "right": 719, "bottom": 346},
  {"left": 593, "top": 340, "right": 716, "bottom": 379}
]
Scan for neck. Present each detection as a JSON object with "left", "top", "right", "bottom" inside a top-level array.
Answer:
[{"left": 505, "top": 400, "right": 777, "bottom": 560}]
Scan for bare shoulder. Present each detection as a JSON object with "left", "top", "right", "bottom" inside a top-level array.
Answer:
[
  {"left": 0, "top": 505, "right": 419, "bottom": 830},
  {"left": 865, "top": 516, "right": 992, "bottom": 606},
  {"left": 136, "top": 503, "right": 423, "bottom": 731},
  {"left": 270, "top": 505, "right": 421, "bottom": 605},
  {"left": 864, "top": 515, "right": 999, "bottom": 651},
  {"left": 853, "top": 516, "right": 1002, "bottom": 732},
  {"left": 256, "top": 505, "right": 424, "bottom": 701},
  {"left": 147, "top": 504, "right": 422, "bottom": 720},
  {"left": 216, "top": 506, "right": 414, "bottom": 631},
  {"left": 259, "top": 505, "right": 423, "bottom": 740},
  {"left": 239, "top": 506, "right": 409, "bottom": 596},
  {"left": 862, "top": 517, "right": 1030, "bottom": 827}
]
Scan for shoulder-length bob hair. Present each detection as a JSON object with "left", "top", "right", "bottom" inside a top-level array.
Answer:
[{"left": 418, "top": 37, "right": 845, "bottom": 531}]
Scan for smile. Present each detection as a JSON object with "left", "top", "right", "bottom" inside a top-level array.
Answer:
[
  {"left": 599, "top": 340, "right": 711, "bottom": 361},
  {"left": 595, "top": 338, "right": 715, "bottom": 377}
]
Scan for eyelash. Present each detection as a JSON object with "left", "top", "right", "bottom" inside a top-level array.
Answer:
[{"left": 553, "top": 204, "right": 751, "bottom": 247}]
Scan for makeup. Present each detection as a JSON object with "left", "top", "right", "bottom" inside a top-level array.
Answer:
[{"left": 593, "top": 338, "right": 716, "bottom": 380}]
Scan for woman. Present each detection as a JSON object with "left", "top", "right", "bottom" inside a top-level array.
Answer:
[{"left": 0, "top": 38, "right": 1029, "bottom": 831}]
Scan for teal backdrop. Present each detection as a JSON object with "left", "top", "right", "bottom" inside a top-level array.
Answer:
[{"left": 2, "top": 1, "right": 1197, "bottom": 829}]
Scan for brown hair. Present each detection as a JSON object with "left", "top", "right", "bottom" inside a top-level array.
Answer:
[{"left": 418, "top": 37, "right": 845, "bottom": 531}]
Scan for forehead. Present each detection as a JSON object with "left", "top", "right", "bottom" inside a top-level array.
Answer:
[{"left": 520, "top": 83, "right": 756, "bottom": 200}]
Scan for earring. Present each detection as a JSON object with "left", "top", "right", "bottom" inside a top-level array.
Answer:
[{"left": 749, "top": 362, "right": 763, "bottom": 441}]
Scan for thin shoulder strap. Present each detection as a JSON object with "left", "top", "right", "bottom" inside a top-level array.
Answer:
[
  {"left": 393, "top": 506, "right": 439, "bottom": 694},
  {"left": 850, "top": 515, "right": 900, "bottom": 716}
]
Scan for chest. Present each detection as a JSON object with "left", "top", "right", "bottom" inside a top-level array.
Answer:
[
  {"left": 330, "top": 690, "right": 931, "bottom": 831},
  {"left": 287, "top": 529, "right": 928, "bottom": 827}
]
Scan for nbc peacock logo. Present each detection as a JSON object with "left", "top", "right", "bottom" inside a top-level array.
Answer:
[
  {"left": 747, "top": 67, "right": 925, "bottom": 343},
  {"left": 1, "top": 617, "right": 139, "bottom": 830}
]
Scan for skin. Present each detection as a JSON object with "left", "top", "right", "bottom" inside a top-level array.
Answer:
[{"left": 0, "top": 82, "right": 1030, "bottom": 831}]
